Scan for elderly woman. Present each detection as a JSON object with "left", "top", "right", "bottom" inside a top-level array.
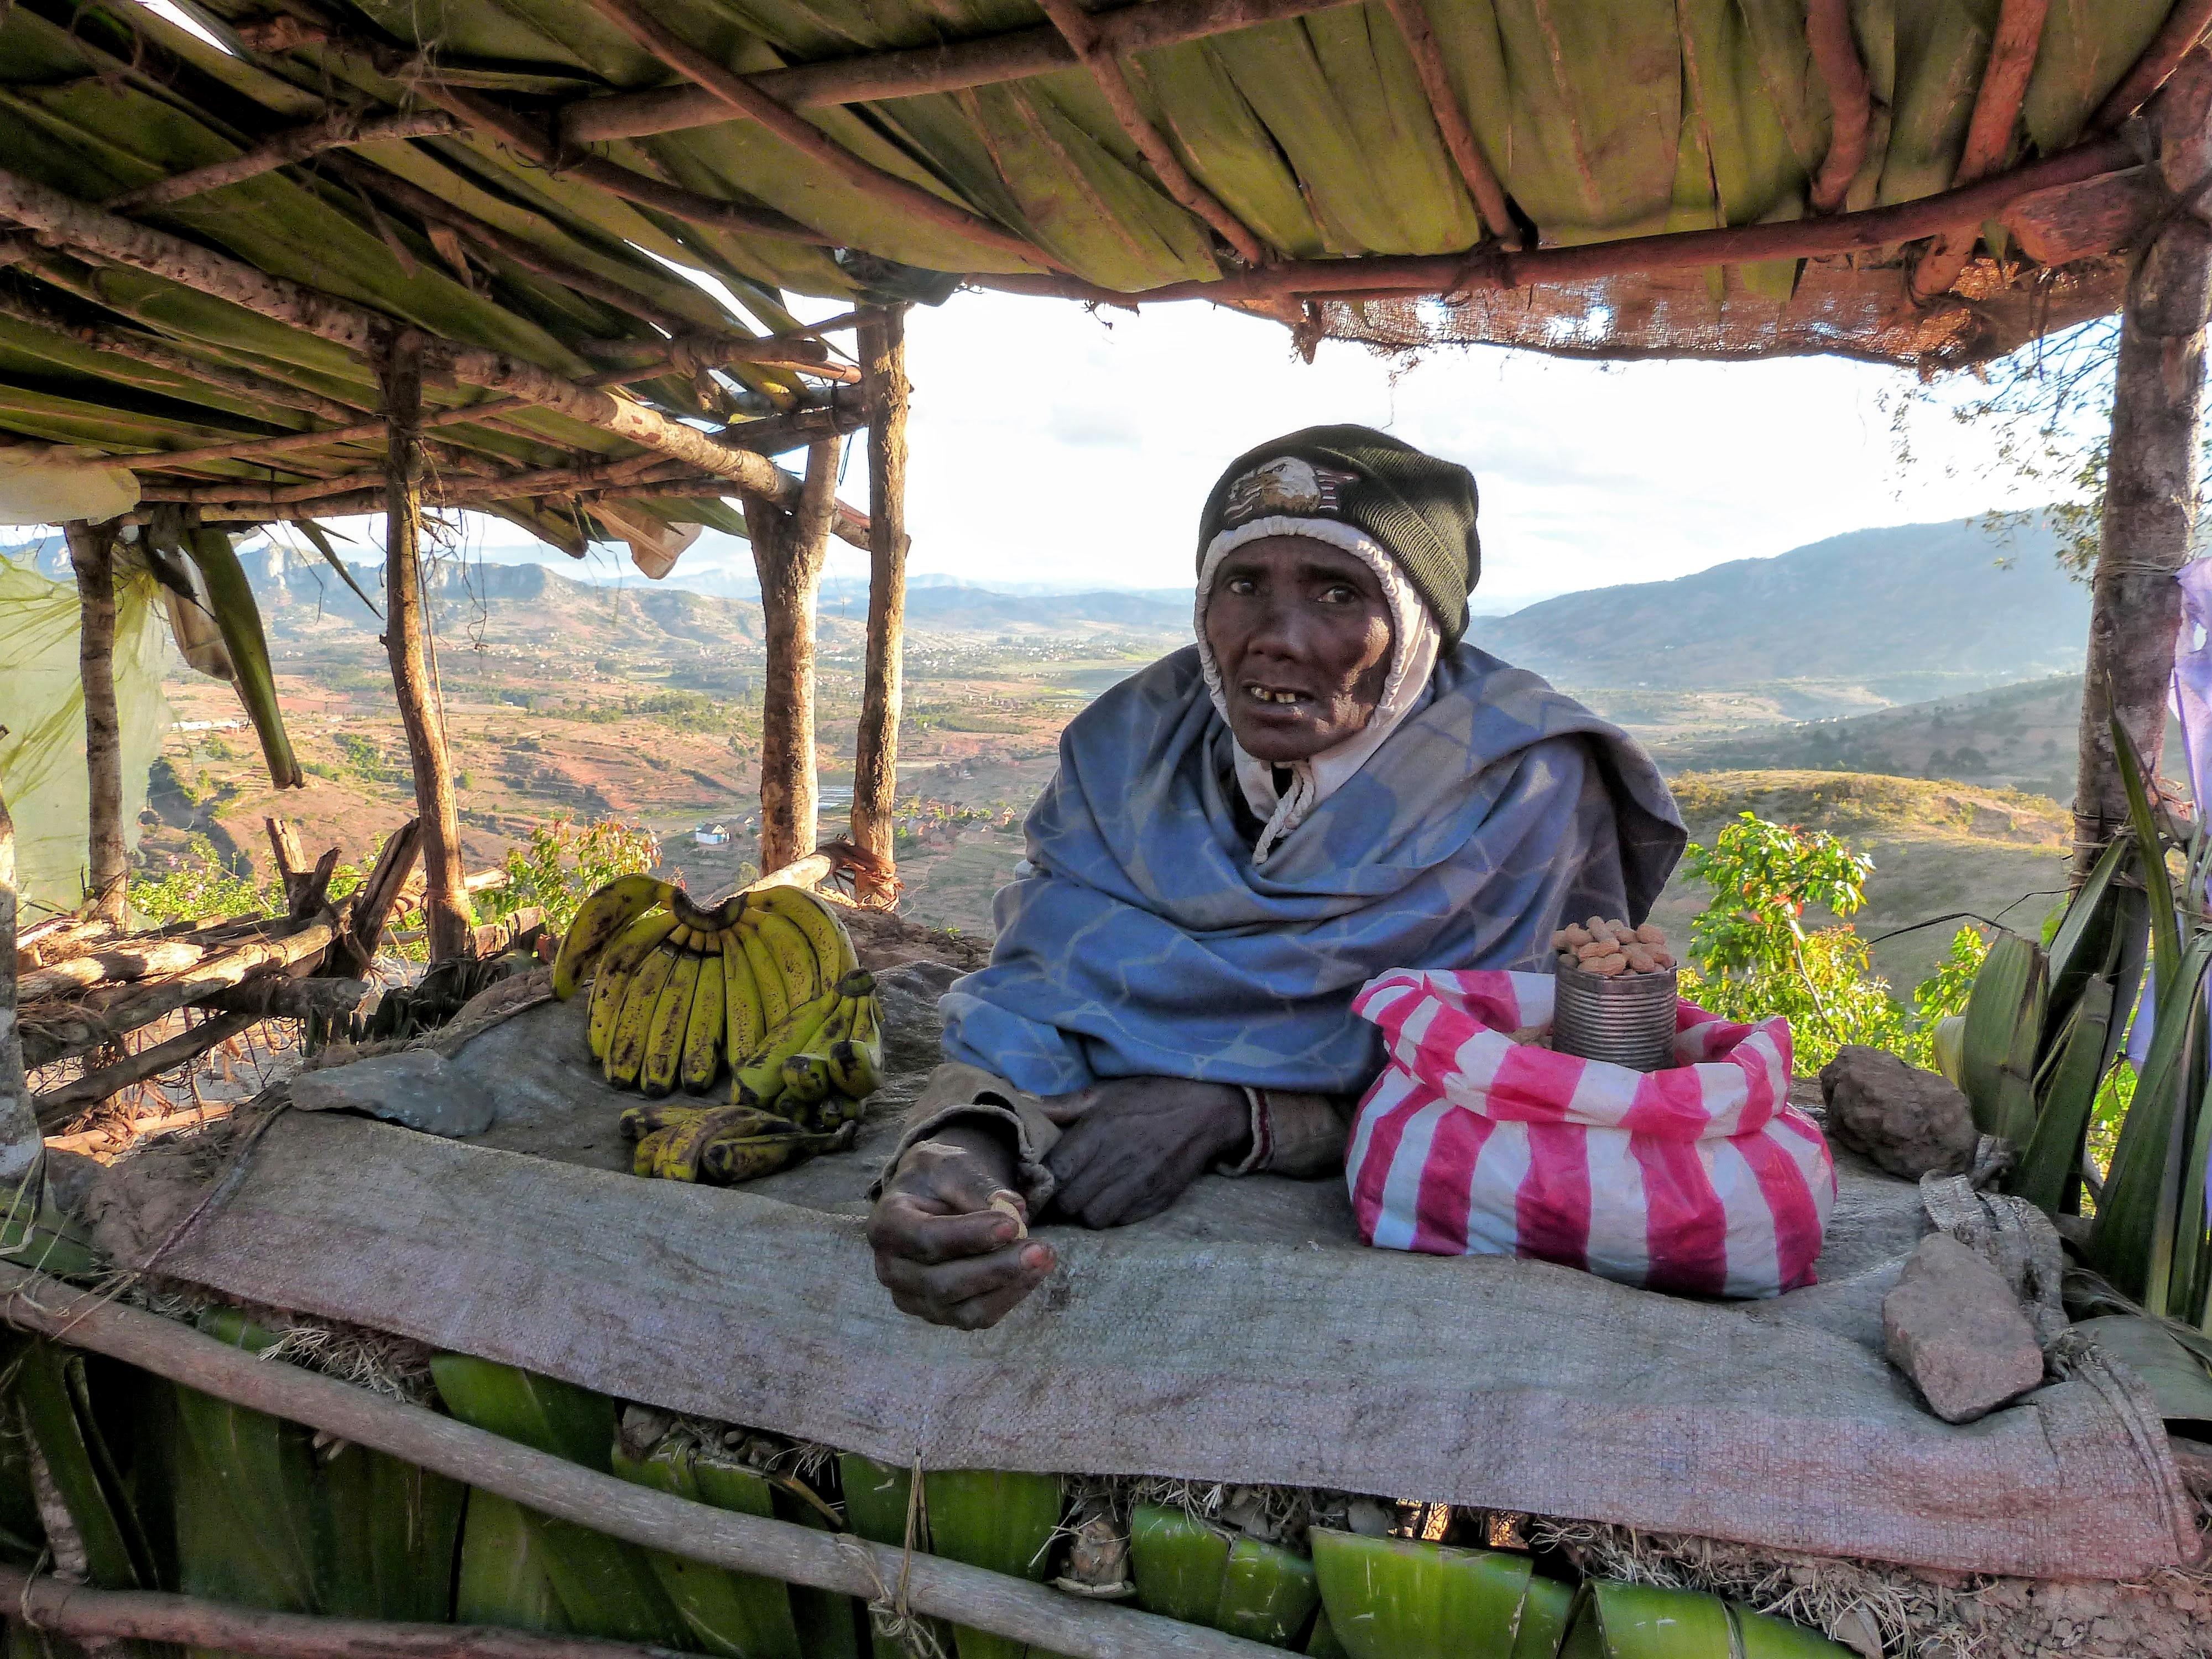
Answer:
[{"left": 868, "top": 426, "right": 1685, "bottom": 1328}]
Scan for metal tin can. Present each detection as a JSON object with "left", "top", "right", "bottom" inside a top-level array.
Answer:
[{"left": 1552, "top": 959, "right": 1680, "bottom": 1073}]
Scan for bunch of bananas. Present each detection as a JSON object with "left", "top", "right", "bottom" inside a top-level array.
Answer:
[
  {"left": 551, "top": 875, "right": 887, "bottom": 1185},
  {"left": 551, "top": 875, "right": 858, "bottom": 1096},
  {"left": 615, "top": 968, "right": 883, "bottom": 1183}
]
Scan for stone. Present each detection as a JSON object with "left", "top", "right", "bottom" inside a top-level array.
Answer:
[
  {"left": 1819, "top": 1045, "right": 1979, "bottom": 1180},
  {"left": 1882, "top": 1233, "right": 2046, "bottom": 1423},
  {"left": 290, "top": 1048, "right": 497, "bottom": 1138}
]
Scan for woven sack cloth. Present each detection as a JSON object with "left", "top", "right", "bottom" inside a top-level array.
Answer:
[{"left": 1347, "top": 969, "right": 1835, "bottom": 1298}]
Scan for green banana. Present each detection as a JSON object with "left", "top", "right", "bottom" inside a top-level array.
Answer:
[
  {"left": 553, "top": 875, "right": 672, "bottom": 1000},
  {"left": 589, "top": 911, "right": 679, "bottom": 1060},
  {"left": 731, "top": 985, "right": 843, "bottom": 1107},
  {"left": 780, "top": 1053, "right": 832, "bottom": 1107}
]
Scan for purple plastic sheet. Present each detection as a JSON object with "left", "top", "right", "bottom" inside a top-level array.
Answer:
[{"left": 2173, "top": 559, "right": 2212, "bottom": 815}]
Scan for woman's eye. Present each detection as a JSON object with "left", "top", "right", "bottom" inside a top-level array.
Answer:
[
  {"left": 1225, "top": 577, "right": 1256, "bottom": 595},
  {"left": 1321, "top": 584, "right": 1357, "bottom": 603}
]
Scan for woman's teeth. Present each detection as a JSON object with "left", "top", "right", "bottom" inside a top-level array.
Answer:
[{"left": 1243, "top": 685, "right": 1305, "bottom": 705}]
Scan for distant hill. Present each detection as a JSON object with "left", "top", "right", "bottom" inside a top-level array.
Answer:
[
  {"left": 1646, "top": 672, "right": 2185, "bottom": 806},
  {"left": 1473, "top": 516, "right": 2088, "bottom": 696}
]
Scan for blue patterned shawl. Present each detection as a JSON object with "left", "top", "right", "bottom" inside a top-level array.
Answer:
[{"left": 938, "top": 643, "right": 1686, "bottom": 1096}]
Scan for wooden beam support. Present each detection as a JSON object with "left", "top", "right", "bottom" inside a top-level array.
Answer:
[
  {"left": 19, "top": 916, "right": 342, "bottom": 1068},
  {"left": 1375, "top": 0, "right": 1513, "bottom": 242},
  {"left": 32, "top": 1008, "right": 261, "bottom": 1124},
  {"left": 103, "top": 109, "right": 467, "bottom": 212},
  {"left": 62, "top": 520, "right": 127, "bottom": 926},
  {"left": 2094, "top": 0, "right": 2212, "bottom": 131},
  {"left": 0, "top": 789, "right": 37, "bottom": 1186},
  {"left": 2074, "top": 53, "right": 2212, "bottom": 877},
  {"left": 562, "top": 0, "right": 1354, "bottom": 144},
  {"left": 1911, "top": 0, "right": 2050, "bottom": 301},
  {"left": 963, "top": 128, "right": 2140, "bottom": 306},
  {"left": 568, "top": 0, "right": 1061, "bottom": 272},
  {"left": 850, "top": 305, "right": 909, "bottom": 906},
  {"left": 1806, "top": 0, "right": 1872, "bottom": 214},
  {"left": 348, "top": 819, "right": 424, "bottom": 971},
  {"left": 743, "top": 440, "right": 837, "bottom": 875},
  {"left": 0, "top": 1262, "right": 1290, "bottom": 1659},
  {"left": 0, "top": 1564, "right": 757, "bottom": 1659},
  {"left": 379, "top": 335, "right": 473, "bottom": 963},
  {"left": 0, "top": 167, "right": 811, "bottom": 500},
  {"left": 1031, "top": 0, "right": 1271, "bottom": 265}
]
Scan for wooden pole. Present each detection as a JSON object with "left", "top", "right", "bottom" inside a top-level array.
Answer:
[
  {"left": 851, "top": 307, "right": 910, "bottom": 906},
  {"left": 744, "top": 441, "right": 837, "bottom": 876},
  {"left": 379, "top": 334, "right": 473, "bottom": 961},
  {"left": 2074, "top": 54, "right": 2212, "bottom": 877},
  {"left": 0, "top": 1564, "right": 742, "bottom": 1659},
  {"left": 62, "top": 520, "right": 127, "bottom": 926},
  {"left": 0, "top": 1264, "right": 1285, "bottom": 1659},
  {"left": 0, "top": 791, "right": 41, "bottom": 1186}
]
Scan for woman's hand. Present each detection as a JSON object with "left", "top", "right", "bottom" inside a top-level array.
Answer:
[
  {"left": 1045, "top": 1078, "right": 1250, "bottom": 1228},
  {"left": 867, "top": 1125, "right": 1056, "bottom": 1331}
]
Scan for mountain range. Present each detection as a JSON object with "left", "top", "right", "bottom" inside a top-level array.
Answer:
[{"left": 1470, "top": 516, "right": 2089, "bottom": 696}]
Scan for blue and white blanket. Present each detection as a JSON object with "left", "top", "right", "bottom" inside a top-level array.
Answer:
[{"left": 939, "top": 643, "right": 1686, "bottom": 1096}]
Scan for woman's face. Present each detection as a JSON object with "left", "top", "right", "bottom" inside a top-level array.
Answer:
[{"left": 1204, "top": 534, "right": 1394, "bottom": 764}]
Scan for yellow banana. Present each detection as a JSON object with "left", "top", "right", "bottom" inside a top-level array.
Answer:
[
  {"left": 680, "top": 944, "right": 727, "bottom": 1094},
  {"left": 719, "top": 927, "right": 765, "bottom": 1062},
  {"left": 737, "top": 921, "right": 789, "bottom": 1031},
  {"left": 623, "top": 1102, "right": 792, "bottom": 1146},
  {"left": 698, "top": 1134, "right": 802, "bottom": 1186},
  {"left": 654, "top": 1104, "right": 801, "bottom": 1182},
  {"left": 587, "top": 910, "right": 678, "bottom": 1060},
  {"left": 551, "top": 874, "right": 671, "bottom": 1000},
  {"left": 753, "top": 885, "right": 857, "bottom": 983},
  {"left": 748, "top": 906, "right": 822, "bottom": 1006},
  {"left": 606, "top": 943, "right": 679, "bottom": 1088},
  {"left": 731, "top": 984, "right": 842, "bottom": 1106},
  {"left": 640, "top": 947, "right": 703, "bottom": 1098},
  {"left": 632, "top": 1126, "right": 673, "bottom": 1177}
]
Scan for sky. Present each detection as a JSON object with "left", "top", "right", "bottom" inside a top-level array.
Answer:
[
  {"left": 394, "top": 289, "right": 2044, "bottom": 615},
  {"left": 7, "top": 284, "right": 2058, "bottom": 616}
]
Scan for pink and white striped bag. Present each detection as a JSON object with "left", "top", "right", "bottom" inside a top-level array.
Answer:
[{"left": 1346, "top": 969, "right": 1834, "bottom": 1298}]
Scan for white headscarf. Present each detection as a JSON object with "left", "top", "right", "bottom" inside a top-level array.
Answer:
[{"left": 1193, "top": 514, "right": 1442, "bottom": 865}]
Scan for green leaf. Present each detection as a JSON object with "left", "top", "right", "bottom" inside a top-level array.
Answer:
[
  {"left": 2116, "top": 712, "right": 2183, "bottom": 998},
  {"left": 2073, "top": 1314, "right": 2212, "bottom": 1425},
  {"left": 176, "top": 525, "right": 302, "bottom": 788},
  {"left": 1310, "top": 1529, "right": 1533, "bottom": 1659},
  {"left": 925, "top": 1469, "right": 1063, "bottom": 1659},
  {"left": 2016, "top": 974, "right": 2113, "bottom": 1215},
  {"left": 2092, "top": 932, "right": 2212, "bottom": 1305}
]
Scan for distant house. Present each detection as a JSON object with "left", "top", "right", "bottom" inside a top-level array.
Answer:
[{"left": 693, "top": 822, "right": 729, "bottom": 847}]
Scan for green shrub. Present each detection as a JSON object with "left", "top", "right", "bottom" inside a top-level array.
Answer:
[{"left": 487, "top": 817, "right": 661, "bottom": 935}]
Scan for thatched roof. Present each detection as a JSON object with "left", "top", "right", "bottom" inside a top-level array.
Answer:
[{"left": 0, "top": 0, "right": 2203, "bottom": 538}]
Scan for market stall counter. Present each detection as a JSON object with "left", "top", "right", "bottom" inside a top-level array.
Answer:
[{"left": 71, "top": 954, "right": 2194, "bottom": 1594}]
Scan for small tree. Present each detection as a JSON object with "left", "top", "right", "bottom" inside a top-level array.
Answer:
[
  {"left": 1678, "top": 812, "right": 1910, "bottom": 1071},
  {"left": 488, "top": 818, "right": 661, "bottom": 935}
]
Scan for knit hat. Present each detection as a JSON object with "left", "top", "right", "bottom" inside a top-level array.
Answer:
[{"left": 1194, "top": 424, "right": 1480, "bottom": 644}]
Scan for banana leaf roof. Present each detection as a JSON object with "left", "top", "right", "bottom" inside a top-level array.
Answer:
[{"left": 0, "top": 0, "right": 2200, "bottom": 542}]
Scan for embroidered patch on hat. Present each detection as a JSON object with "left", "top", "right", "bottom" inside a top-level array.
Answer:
[{"left": 1222, "top": 457, "right": 1358, "bottom": 526}]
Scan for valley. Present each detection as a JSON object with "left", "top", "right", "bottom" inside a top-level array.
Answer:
[{"left": 68, "top": 510, "right": 2114, "bottom": 995}]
